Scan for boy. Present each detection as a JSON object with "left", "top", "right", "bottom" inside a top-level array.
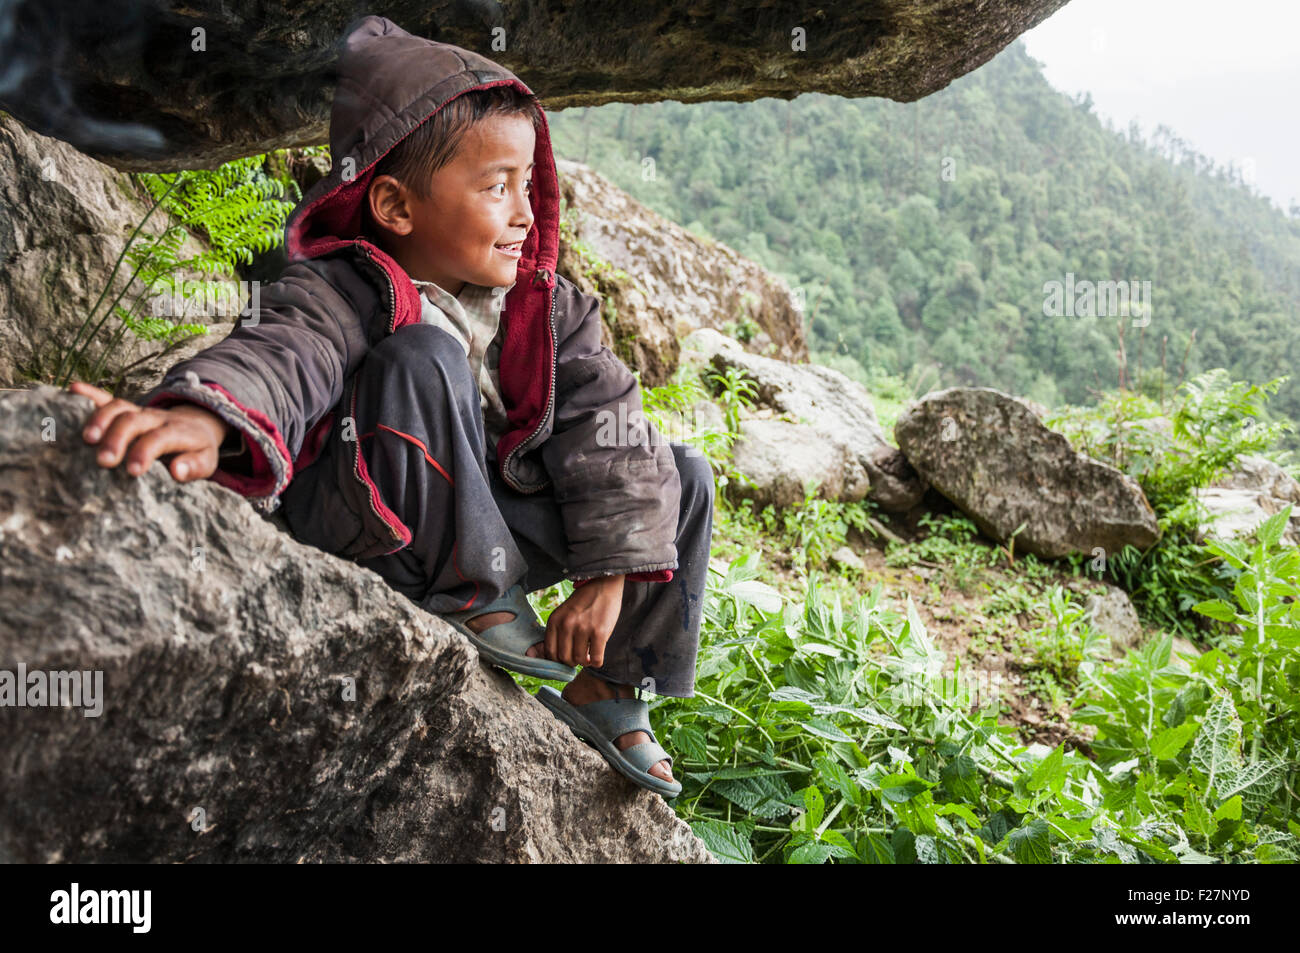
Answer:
[{"left": 70, "top": 15, "right": 714, "bottom": 799}]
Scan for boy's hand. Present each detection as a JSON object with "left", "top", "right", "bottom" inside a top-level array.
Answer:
[
  {"left": 545, "top": 575, "right": 625, "bottom": 668},
  {"left": 69, "top": 380, "right": 231, "bottom": 483}
]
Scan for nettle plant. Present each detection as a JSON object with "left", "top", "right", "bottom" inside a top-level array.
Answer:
[
  {"left": 640, "top": 551, "right": 1291, "bottom": 864},
  {"left": 1072, "top": 506, "right": 1300, "bottom": 862}
]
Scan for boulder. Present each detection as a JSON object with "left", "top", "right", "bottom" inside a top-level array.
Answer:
[
  {"left": 1195, "top": 455, "right": 1300, "bottom": 546},
  {"left": 557, "top": 160, "right": 806, "bottom": 386},
  {"left": 0, "top": 114, "right": 231, "bottom": 391},
  {"left": 1170, "top": 636, "right": 1202, "bottom": 673},
  {"left": 894, "top": 387, "right": 1160, "bottom": 559},
  {"left": 684, "top": 328, "right": 925, "bottom": 512},
  {"left": 730, "top": 416, "right": 872, "bottom": 509},
  {"left": 0, "top": 386, "right": 712, "bottom": 863},
  {"left": 830, "top": 546, "right": 867, "bottom": 574},
  {"left": 1082, "top": 584, "right": 1144, "bottom": 655},
  {"left": 0, "top": 1, "right": 1070, "bottom": 170}
]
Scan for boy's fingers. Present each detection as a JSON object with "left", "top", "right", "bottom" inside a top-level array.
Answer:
[
  {"left": 577, "top": 624, "right": 592, "bottom": 670},
  {"left": 67, "top": 380, "right": 113, "bottom": 407},
  {"left": 80, "top": 399, "right": 141, "bottom": 445},
  {"left": 552, "top": 617, "right": 573, "bottom": 667},
  {"left": 126, "top": 425, "right": 212, "bottom": 480},
  {"left": 544, "top": 615, "right": 557, "bottom": 663},
  {"left": 95, "top": 411, "right": 163, "bottom": 470},
  {"left": 167, "top": 449, "right": 212, "bottom": 483}
]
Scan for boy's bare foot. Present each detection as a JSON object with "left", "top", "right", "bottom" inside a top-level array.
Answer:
[{"left": 560, "top": 670, "right": 674, "bottom": 784}]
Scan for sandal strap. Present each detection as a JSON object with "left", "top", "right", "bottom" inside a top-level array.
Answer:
[
  {"left": 477, "top": 617, "right": 547, "bottom": 655},
  {"left": 444, "top": 584, "right": 545, "bottom": 655},
  {"left": 575, "top": 696, "right": 652, "bottom": 740},
  {"left": 620, "top": 739, "right": 673, "bottom": 776},
  {"left": 445, "top": 583, "right": 527, "bottom": 622}
]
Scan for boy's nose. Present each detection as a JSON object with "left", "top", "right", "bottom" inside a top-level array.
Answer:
[{"left": 513, "top": 193, "right": 533, "bottom": 229}]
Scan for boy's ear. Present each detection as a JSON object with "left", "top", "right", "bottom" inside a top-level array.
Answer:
[{"left": 366, "top": 174, "right": 413, "bottom": 238}]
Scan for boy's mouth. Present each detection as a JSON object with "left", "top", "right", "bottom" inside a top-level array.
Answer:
[{"left": 494, "top": 240, "right": 523, "bottom": 259}]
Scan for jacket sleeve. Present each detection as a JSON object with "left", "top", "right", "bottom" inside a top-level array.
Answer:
[
  {"left": 136, "top": 259, "right": 368, "bottom": 513},
  {"left": 541, "top": 276, "right": 681, "bottom": 585}
]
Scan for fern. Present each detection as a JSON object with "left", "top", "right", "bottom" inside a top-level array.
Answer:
[{"left": 54, "top": 149, "right": 310, "bottom": 391}]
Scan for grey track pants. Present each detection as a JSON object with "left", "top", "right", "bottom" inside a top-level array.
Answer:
[{"left": 279, "top": 322, "right": 713, "bottom": 698}]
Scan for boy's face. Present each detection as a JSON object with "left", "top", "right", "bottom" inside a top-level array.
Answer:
[{"left": 367, "top": 112, "right": 536, "bottom": 296}]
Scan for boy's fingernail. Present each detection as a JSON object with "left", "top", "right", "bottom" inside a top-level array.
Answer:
[
  {"left": 175, "top": 462, "right": 188, "bottom": 479},
  {"left": 98, "top": 450, "right": 112, "bottom": 464},
  {"left": 127, "top": 461, "right": 141, "bottom": 475},
  {"left": 85, "top": 426, "right": 100, "bottom": 440}
]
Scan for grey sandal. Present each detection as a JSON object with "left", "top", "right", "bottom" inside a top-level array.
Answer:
[
  {"left": 440, "top": 584, "right": 577, "bottom": 682},
  {"left": 536, "top": 685, "right": 682, "bottom": 798}
]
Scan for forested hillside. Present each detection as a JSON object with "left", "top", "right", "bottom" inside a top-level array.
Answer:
[{"left": 546, "top": 40, "right": 1300, "bottom": 446}]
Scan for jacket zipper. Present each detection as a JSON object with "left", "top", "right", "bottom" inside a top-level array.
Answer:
[
  {"left": 353, "top": 242, "right": 406, "bottom": 546},
  {"left": 359, "top": 242, "right": 398, "bottom": 335},
  {"left": 501, "top": 279, "right": 557, "bottom": 493}
]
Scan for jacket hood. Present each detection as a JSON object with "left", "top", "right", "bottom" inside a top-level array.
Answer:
[{"left": 284, "top": 14, "right": 561, "bottom": 328}]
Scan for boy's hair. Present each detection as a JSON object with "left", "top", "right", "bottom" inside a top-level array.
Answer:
[{"left": 361, "top": 85, "right": 542, "bottom": 241}]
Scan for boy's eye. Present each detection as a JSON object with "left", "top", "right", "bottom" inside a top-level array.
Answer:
[{"left": 490, "top": 179, "right": 532, "bottom": 196}]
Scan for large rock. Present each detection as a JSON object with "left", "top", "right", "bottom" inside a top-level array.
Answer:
[
  {"left": 0, "top": 386, "right": 712, "bottom": 863},
  {"left": 729, "top": 416, "right": 873, "bottom": 509},
  {"left": 894, "top": 387, "right": 1160, "bottom": 559},
  {"left": 557, "top": 161, "right": 806, "bottom": 386},
  {"left": 0, "top": 114, "right": 232, "bottom": 391},
  {"left": 0, "top": 2, "right": 1069, "bottom": 170},
  {"left": 1082, "top": 584, "right": 1144, "bottom": 655},
  {"left": 685, "top": 328, "right": 924, "bottom": 512},
  {"left": 1195, "top": 454, "right": 1300, "bottom": 546}
]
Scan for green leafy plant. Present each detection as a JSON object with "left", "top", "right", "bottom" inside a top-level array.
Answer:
[
  {"left": 53, "top": 150, "right": 309, "bottom": 391},
  {"left": 777, "top": 482, "right": 872, "bottom": 576},
  {"left": 1050, "top": 371, "right": 1292, "bottom": 638},
  {"left": 640, "top": 363, "right": 736, "bottom": 470},
  {"left": 1019, "top": 584, "right": 1108, "bottom": 686},
  {"left": 1071, "top": 506, "right": 1300, "bottom": 861},
  {"left": 707, "top": 365, "right": 759, "bottom": 434},
  {"left": 661, "top": 557, "right": 1183, "bottom": 863},
  {"left": 1047, "top": 370, "right": 1289, "bottom": 513},
  {"left": 1190, "top": 507, "right": 1300, "bottom": 782}
]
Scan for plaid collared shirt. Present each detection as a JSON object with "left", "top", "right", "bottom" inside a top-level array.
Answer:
[{"left": 411, "top": 277, "right": 514, "bottom": 448}]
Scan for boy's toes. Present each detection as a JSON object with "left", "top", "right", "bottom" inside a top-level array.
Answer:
[
  {"left": 617, "top": 730, "right": 674, "bottom": 783},
  {"left": 525, "top": 641, "right": 545, "bottom": 658}
]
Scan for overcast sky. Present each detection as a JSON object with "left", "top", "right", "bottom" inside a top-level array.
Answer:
[{"left": 1021, "top": 0, "right": 1299, "bottom": 214}]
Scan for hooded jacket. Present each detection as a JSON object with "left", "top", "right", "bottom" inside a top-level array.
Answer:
[{"left": 139, "top": 14, "right": 681, "bottom": 585}]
